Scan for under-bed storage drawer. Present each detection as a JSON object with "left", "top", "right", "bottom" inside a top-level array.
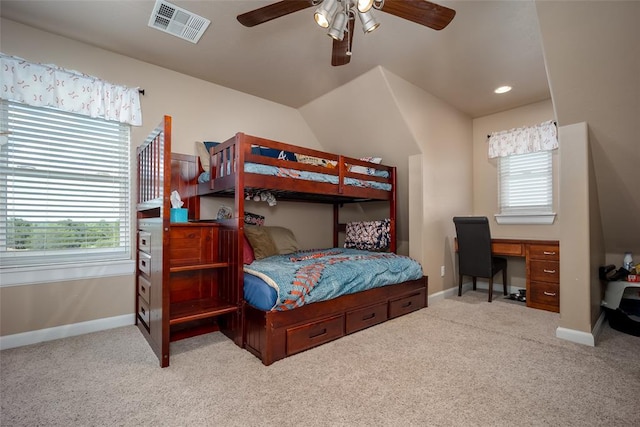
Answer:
[
  {"left": 346, "top": 302, "right": 388, "bottom": 334},
  {"left": 286, "top": 315, "right": 344, "bottom": 356},
  {"left": 389, "top": 288, "right": 426, "bottom": 319}
]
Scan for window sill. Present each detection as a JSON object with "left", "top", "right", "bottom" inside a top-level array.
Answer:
[
  {"left": 494, "top": 213, "right": 556, "bottom": 225},
  {"left": 0, "top": 259, "right": 135, "bottom": 287}
]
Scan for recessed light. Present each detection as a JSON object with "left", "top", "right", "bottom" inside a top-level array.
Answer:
[{"left": 494, "top": 85, "right": 512, "bottom": 94}]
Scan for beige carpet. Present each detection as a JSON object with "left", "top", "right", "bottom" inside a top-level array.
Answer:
[{"left": 2, "top": 291, "right": 639, "bottom": 426}]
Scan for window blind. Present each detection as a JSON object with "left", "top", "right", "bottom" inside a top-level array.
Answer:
[
  {"left": 0, "top": 100, "right": 131, "bottom": 267},
  {"left": 498, "top": 151, "right": 552, "bottom": 214}
]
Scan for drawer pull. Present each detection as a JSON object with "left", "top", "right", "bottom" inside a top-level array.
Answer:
[
  {"left": 141, "top": 238, "right": 148, "bottom": 246},
  {"left": 543, "top": 291, "right": 557, "bottom": 296},
  {"left": 543, "top": 269, "right": 556, "bottom": 274},
  {"left": 543, "top": 251, "right": 557, "bottom": 255},
  {"left": 140, "top": 306, "right": 146, "bottom": 316},
  {"left": 401, "top": 301, "right": 413, "bottom": 308},
  {"left": 362, "top": 313, "right": 376, "bottom": 321},
  {"left": 309, "top": 328, "right": 327, "bottom": 339}
]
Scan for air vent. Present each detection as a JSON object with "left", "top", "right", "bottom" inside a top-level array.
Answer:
[{"left": 148, "top": 0, "right": 211, "bottom": 43}]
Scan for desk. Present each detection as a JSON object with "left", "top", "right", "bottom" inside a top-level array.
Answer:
[{"left": 491, "top": 239, "right": 560, "bottom": 313}]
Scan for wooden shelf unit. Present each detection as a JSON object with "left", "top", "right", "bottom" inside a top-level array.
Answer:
[{"left": 136, "top": 220, "right": 240, "bottom": 367}]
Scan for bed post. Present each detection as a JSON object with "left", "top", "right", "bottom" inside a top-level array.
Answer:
[
  {"left": 235, "top": 133, "right": 246, "bottom": 347},
  {"left": 390, "top": 166, "right": 397, "bottom": 253},
  {"left": 333, "top": 203, "right": 340, "bottom": 247}
]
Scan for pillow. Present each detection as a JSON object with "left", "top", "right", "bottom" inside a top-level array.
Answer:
[
  {"left": 295, "top": 154, "right": 338, "bottom": 168},
  {"left": 243, "top": 234, "right": 255, "bottom": 265},
  {"left": 244, "top": 211, "right": 265, "bottom": 226},
  {"left": 296, "top": 154, "right": 327, "bottom": 167},
  {"left": 344, "top": 219, "right": 391, "bottom": 251},
  {"left": 196, "top": 141, "right": 220, "bottom": 170},
  {"left": 350, "top": 157, "right": 382, "bottom": 175},
  {"left": 260, "top": 147, "right": 296, "bottom": 161},
  {"left": 264, "top": 226, "right": 300, "bottom": 255},
  {"left": 244, "top": 225, "right": 279, "bottom": 260}
]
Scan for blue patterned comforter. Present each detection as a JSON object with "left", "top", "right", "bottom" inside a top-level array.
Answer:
[{"left": 243, "top": 248, "right": 423, "bottom": 311}]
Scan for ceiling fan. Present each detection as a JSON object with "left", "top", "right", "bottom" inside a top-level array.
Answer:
[{"left": 237, "top": 0, "right": 456, "bottom": 66}]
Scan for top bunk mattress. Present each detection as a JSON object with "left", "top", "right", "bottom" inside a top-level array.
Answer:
[{"left": 198, "top": 162, "right": 392, "bottom": 192}]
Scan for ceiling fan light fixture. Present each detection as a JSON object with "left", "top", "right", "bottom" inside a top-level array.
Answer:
[
  {"left": 314, "top": 0, "right": 339, "bottom": 28},
  {"left": 357, "top": 9, "right": 380, "bottom": 33},
  {"left": 328, "top": 11, "right": 348, "bottom": 40},
  {"left": 357, "top": 0, "right": 375, "bottom": 13}
]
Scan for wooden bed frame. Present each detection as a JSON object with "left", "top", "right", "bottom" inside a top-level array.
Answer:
[{"left": 136, "top": 116, "right": 428, "bottom": 367}]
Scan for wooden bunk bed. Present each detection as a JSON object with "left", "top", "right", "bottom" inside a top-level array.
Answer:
[{"left": 136, "top": 115, "right": 428, "bottom": 367}]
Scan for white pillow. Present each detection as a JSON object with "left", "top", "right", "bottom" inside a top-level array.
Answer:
[{"left": 350, "top": 157, "right": 382, "bottom": 175}]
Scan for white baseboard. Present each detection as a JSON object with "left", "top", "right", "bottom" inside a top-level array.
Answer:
[
  {"left": 0, "top": 314, "right": 136, "bottom": 351},
  {"left": 555, "top": 326, "right": 595, "bottom": 346},
  {"left": 555, "top": 310, "right": 606, "bottom": 347}
]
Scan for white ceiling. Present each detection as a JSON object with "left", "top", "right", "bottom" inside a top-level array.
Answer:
[{"left": 0, "top": 0, "right": 551, "bottom": 118}]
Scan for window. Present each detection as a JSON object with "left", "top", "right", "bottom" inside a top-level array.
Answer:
[
  {"left": 0, "top": 100, "right": 131, "bottom": 271},
  {"left": 496, "top": 151, "right": 555, "bottom": 224}
]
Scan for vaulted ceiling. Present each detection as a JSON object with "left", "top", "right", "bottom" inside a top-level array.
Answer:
[
  {"left": 0, "top": 0, "right": 550, "bottom": 118},
  {"left": 2, "top": 1, "right": 638, "bottom": 256}
]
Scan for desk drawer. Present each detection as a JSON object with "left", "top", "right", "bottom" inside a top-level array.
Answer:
[
  {"left": 528, "top": 244, "right": 559, "bottom": 261},
  {"left": 530, "top": 260, "right": 559, "bottom": 283},
  {"left": 529, "top": 281, "right": 559, "bottom": 312},
  {"left": 286, "top": 315, "right": 344, "bottom": 356},
  {"left": 389, "top": 288, "right": 426, "bottom": 319},
  {"left": 346, "top": 302, "right": 388, "bottom": 334},
  {"left": 492, "top": 241, "right": 524, "bottom": 257}
]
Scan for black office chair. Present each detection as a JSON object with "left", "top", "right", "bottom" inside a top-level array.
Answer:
[{"left": 453, "top": 216, "right": 508, "bottom": 302}]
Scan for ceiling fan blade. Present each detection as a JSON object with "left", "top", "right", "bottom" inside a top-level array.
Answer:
[
  {"left": 381, "top": 0, "right": 456, "bottom": 31},
  {"left": 331, "top": 15, "right": 355, "bottom": 66},
  {"left": 237, "top": 1, "right": 315, "bottom": 27}
]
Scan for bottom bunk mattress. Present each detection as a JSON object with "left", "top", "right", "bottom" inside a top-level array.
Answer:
[{"left": 243, "top": 248, "right": 423, "bottom": 311}]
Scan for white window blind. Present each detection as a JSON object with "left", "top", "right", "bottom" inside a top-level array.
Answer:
[
  {"left": 498, "top": 151, "right": 552, "bottom": 215},
  {"left": 0, "top": 100, "right": 131, "bottom": 268}
]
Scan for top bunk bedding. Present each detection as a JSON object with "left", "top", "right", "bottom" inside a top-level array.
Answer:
[{"left": 196, "top": 133, "right": 396, "bottom": 203}]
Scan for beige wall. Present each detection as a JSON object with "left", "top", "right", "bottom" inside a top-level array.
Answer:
[
  {"left": 301, "top": 67, "right": 473, "bottom": 293},
  {"left": 0, "top": 19, "right": 329, "bottom": 337},
  {"left": 299, "top": 66, "right": 421, "bottom": 250},
  {"left": 557, "top": 123, "right": 605, "bottom": 334},
  {"left": 471, "top": 100, "right": 557, "bottom": 288},
  {"left": 535, "top": 0, "right": 640, "bottom": 261},
  {"left": 384, "top": 71, "right": 472, "bottom": 295}
]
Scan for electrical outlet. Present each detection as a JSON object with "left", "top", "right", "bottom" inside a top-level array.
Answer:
[{"left": 440, "top": 265, "right": 445, "bottom": 277}]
